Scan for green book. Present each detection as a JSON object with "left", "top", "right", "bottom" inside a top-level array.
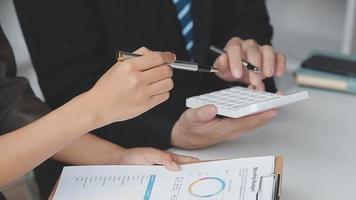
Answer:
[{"left": 295, "top": 68, "right": 356, "bottom": 94}]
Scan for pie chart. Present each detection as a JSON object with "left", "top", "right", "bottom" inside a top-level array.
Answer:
[{"left": 188, "top": 177, "right": 225, "bottom": 198}]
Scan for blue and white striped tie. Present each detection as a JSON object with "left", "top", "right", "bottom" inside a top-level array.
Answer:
[{"left": 172, "top": 0, "right": 194, "bottom": 57}]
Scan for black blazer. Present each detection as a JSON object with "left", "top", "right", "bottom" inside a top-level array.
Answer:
[
  {"left": 0, "top": 192, "right": 5, "bottom": 200},
  {"left": 15, "top": 0, "right": 275, "bottom": 149},
  {"left": 0, "top": 26, "right": 50, "bottom": 200},
  {"left": 15, "top": 0, "right": 275, "bottom": 197},
  {"left": 0, "top": 26, "right": 50, "bottom": 134}
]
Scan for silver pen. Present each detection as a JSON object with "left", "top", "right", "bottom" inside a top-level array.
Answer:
[{"left": 116, "top": 51, "right": 218, "bottom": 73}]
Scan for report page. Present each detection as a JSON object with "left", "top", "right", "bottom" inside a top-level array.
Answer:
[{"left": 53, "top": 156, "right": 276, "bottom": 200}]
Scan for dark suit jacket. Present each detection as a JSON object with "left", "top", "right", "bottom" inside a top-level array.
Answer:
[
  {"left": 15, "top": 0, "right": 275, "bottom": 148},
  {"left": 15, "top": 0, "right": 275, "bottom": 197}
]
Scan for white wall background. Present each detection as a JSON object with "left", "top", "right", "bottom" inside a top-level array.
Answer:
[{"left": 267, "top": 0, "right": 356, "bottom": 65}]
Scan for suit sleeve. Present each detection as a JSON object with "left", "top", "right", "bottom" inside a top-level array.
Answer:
[
  {"left": 15, "top": 0, "right": 108, "bottom": 109},
  {"left": 14, "top": 0, "right": 173, "bottom": 149}
]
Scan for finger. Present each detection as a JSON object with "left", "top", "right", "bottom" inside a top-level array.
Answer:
[
  {"left": 222, "top": 110, "right": 278, "bottom": 136},
  {"left": 171, "top": 153, "right": 200, "bottom": 164},
  {"left": 133, "top": 47, "right": 152, "bottom": 55},
  {"left": 226, "top": 45, "right": 243, "bottom": 79},
  {"left": 148, "top": 78, "right": 174, "bottom": 96},
  {"left": 242, "top": 42, "right": 263, "bottom": 86},
  {"left": 162, "top": 160, "right": 181, "bottom": 171},
  {"left": 185, "top": 105, "right": 217, "bottom": 125},
  {"left": 275, "top": 52, "right": 286, "bottom": 77},
  {"left": 255, "top": 83, "right": 266, "bottom": 91},
  {"left": 160, "top": 154, "right": 181, "bottom": 171},
  {"left": 148, "top": 92, "right": 170, "bottom": 109},
  {"left": 259, "top": 45, "right": 276, "bottom": 77},
  {"left": 276, "top": 91, "right": 284, "bottom": 95},
  {"left": 224, "top": 110, "right": 277, "bottom": 140},
  {"left": 124, "top": 51, "right": 176, "bottom": 71},
  {"left": 143, "top": 64, "right": 173, "bottom": 83},
  {"left": 243, "top": 109, "right": 278, "bottom": 126},
  {"left": 144, "top": 149, "right": 181, "bottom": 171},
  {"left": 247, "top": 84, "right": 254, "bottom": 90},
  {"left": 214, "top": 54, "right": 229, "bottom": 71}
]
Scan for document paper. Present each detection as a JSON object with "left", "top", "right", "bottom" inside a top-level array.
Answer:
[{"left": 53, "top": 156, "right": 276, "bottom": 200}]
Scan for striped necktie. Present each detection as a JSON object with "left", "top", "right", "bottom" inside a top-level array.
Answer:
[{"left": 172, "top": 0, "right": 194, "bottom": 57}]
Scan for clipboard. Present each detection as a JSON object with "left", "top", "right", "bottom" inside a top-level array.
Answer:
[
  {"left": 196, "top": 156, "right": 284, "bottom": 200},
  {"left": 256, "top": 156, "right": 284, "bottom": 200},
  {"left": 52, "top": 156, "right": 283, "bottom": 200}
]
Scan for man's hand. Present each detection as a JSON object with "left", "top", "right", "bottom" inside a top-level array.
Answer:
[
  {"left": 214, "top": 37, "right": 286, "bottom": 90},
  {"left": 117, "top": 147, "right": 199, "bottom": 171},
  {"left": 171, "top": 105, "right": 278, "bottom": 149}
]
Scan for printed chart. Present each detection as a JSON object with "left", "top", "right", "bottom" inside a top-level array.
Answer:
[
  {"left": 179, "top": 168, "right": 240, "bottom": 200},
  {"left": 188, "top": 177, "right": 226, "bottom": 198}
]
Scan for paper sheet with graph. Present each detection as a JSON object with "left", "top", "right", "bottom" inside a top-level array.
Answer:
[{"left": 53, "top": 156, "right": 276, "bottom": 200}]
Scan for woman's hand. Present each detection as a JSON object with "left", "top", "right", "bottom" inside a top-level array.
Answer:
[
  {"left": 83, "top": 47, "right": 176, "bottom": 128},
  {"left": 117, "top": 147, "right": 199, "bottom": 171}
]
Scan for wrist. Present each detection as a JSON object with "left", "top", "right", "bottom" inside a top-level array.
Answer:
[
  {"left": 171, "top": 121, "right": 191, "bottom": 149},
  {"left": 71, "top": 90, "right": 108, "bottom": 130},
  {"left": 50, "top": 92, "right": 100, "bottom": 135}
]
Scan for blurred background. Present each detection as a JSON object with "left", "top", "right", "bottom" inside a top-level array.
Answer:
[{"left": 1, "top": 0, "right": 355, "bottom": 199}]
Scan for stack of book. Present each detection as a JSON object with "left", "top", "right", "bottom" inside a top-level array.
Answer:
[{"left": 295, "top": 52, "right": 356, "bottom": 94}]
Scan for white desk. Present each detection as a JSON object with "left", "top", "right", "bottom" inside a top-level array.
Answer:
[{"left": 172, "top": 75, "right": 356, "bottom": 200}]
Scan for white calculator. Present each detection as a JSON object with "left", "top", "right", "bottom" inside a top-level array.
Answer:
[{"left": 186, "top": 86, "right": 309, "bottom": 118}]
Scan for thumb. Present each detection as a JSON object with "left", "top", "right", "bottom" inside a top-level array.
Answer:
[
  {"left": 185, "top": 105, "right": 217, "bottom": 126},
  {"left": 171, "top": 153, "right": 200, "bottom": 165}
]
